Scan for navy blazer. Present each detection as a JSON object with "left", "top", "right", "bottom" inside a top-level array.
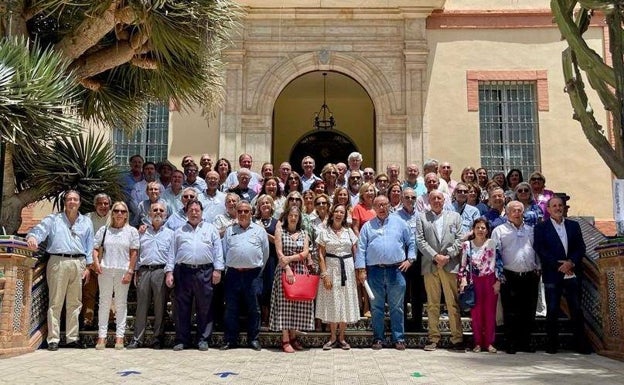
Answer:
[{"left": 533, "top": 219, "right": 585, "bottom": 284}]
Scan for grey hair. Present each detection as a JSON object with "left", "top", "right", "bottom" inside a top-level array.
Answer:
[{"left": 93, "top": 193, "right": 111, "bottom": 206}]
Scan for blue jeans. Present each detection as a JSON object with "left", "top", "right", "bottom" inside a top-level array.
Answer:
[{"left": 367, "top": 265, "right": 406, "bottom": 342}]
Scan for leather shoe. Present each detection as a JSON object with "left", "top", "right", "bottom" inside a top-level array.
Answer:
[
  {"left": 127, "top": 340, "right": 141, "bottom": 349},
  {"left": 151, "top": 339, "right": 163, "bottom": 350},
  {"left": 47, "top": 342, "right": 59, "bottom": 351},
  {"left": 66, "top": 340, "right": 87, "bottom": 349},
  {"left": 173, "top": 343, "right": 185, "bottom": 351},
  {"left": 395, "top": 341, "right": 406, "bottom": 351},
  {"left": 371, "top": 340, "right": 383, "bottom": 350},
  {"left": 249, "top": 340, "right": 262, "bottom": 351},
  {"left": 449, "top": 342, "right": 466, "bottom": 352},
  {"left": 198, "top": 341, "right": 209, "bottom": 351},
  {"left": 220, "top": 342, "right": 237, "bottom": 351}
]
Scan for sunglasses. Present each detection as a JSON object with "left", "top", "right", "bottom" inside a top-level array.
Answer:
[
  {"left": 377, "top": 179, "right": 388, "bottom": 183},
  {"left": 456, "top": 190, "right": 469, "bottom": 194},
  {"left": 349, "top": 176, "right": 361, "bottom": 180},
  {"left": 288, "top": 177, "right": 298, "bottom": 181},
  {"left": 517, "top": 188, "right": 530, "bottom": 193},
  {"left": 326, "top": 171, "right": 337, "bottom": 175},
  {"left": 315, "top": 201, "right": 328, "bottom": 206},
  {"left": 363, "top": 172, "right": 373, "bottom": 175},
  {"left": 403, "top": 196, "right": 417, "bottom": 200},
  {"left": 185, "top": 169, "right": 198, "bottom": 173},
  {"left": 182, "top": 194, "right": 196, "bottom": 199},
  {"left": 237, "top": 209, "right": 250, "bottom": 214},
  {"left": 113, "top": 209, "right": 127, "bottom": 214},
  {"left": 530, "top": 178, "right": 544, "bottom": 182},
  {"left": 152, "top": 208, "right": 165, "bottom": 213},
  {"left": 288, "top": 197, "right": 302, "bottom": 202}
]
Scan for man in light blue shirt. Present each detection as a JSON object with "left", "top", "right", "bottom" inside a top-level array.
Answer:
[
  {"left": 220, "top": 201, "right": 269, "bottom": 351},
  {"left": 166, "top": 200, "right": 223, "bottom": 351},
  {"left": 198, "top": 170, "right": 226, "bottom": 224},
  {"left": 355, "top": 195, "right": 416, "bottom": 350},
  {"left": 26, "top": 190, "right": 94, "bottom": 351},
  {"left": 128, "top": 202, "right": 175, "bottom": 350}
]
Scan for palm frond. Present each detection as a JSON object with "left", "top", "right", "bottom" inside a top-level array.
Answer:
[
  {"left": 0, "top": 35, "right": 82, "bottom": 154},
  {"left": 14, "top": 131, "right": 125, "bottom": 213}
]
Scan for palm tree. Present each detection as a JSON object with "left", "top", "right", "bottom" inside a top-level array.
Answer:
[{"left": 0, "top": 1, "right": 240, "bottom": 233}]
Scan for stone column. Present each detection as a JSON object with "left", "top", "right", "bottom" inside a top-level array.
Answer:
[{"left": 0, "top": 237, "right": 37, "bottom": 358}]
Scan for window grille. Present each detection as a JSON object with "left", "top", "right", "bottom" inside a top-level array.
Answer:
[{"left": 112, "top": 104, "right": 169, "bottom": 165}]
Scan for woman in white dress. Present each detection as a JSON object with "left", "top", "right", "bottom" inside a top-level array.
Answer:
[
  {"left": 316, "top": 204, "right": 360, "bottom": 350},
  {"left": 92, "top": 201, "right": 139, "bottom": 350}
]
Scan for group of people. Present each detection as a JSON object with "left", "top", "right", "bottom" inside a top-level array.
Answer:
[{"left": 25, "top": 151, "right": 590, "bottom": 354}]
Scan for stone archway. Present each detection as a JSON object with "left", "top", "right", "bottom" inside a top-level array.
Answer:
[
  {"left": 290, "top": 130, "right": 359, "bottom": 174},
  {"left": 218, "top": 7, "right": 431, "bottom": 171}
]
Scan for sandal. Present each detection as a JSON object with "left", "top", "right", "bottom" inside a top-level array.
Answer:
[
  {"left": 282, "top": 340, "right": 295, "bottom": 353},
  {"left": 290, "top": 338, "right": 304, "bottom": 351},
  {"left": 487, "top": 345, "right": 497, "bottom": 353},
  {"left": 338, "top": 340, "right": 351, "bottom": 350},
  {"left": 473, "top": 346, "right": 481, "bottom": 353},
  {"left": 95, "top": 338, "right": 106, "bottom": 350},
  {"left": 323, "top": 340, "right": 337, "bottom": 350},
  {"left": 115, "top": 337, "right": 124, "bottom": 350}
]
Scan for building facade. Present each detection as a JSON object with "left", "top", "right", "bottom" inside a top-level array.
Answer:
[{"left": 24, "top": 0, "right": 613, "bottom": 230}]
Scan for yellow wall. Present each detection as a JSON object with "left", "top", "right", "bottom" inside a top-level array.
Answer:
[
  {"left": 426, "top": 26, "right": 613, "bottom": 219},
  {"left": 168, "top": 106, "right": 219, "bottom": 168}
]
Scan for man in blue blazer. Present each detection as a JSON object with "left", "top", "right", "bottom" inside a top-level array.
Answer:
[{"left": 534, "top": 196, "right": 589, "bottom": 354}]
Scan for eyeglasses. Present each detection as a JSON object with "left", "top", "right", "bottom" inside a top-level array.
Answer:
[
  {"left": 517, "top": 188, "right": 530, "bottom": 193},
  {"left": 404, "top": 196, "right": 417, "bottom": 200},
  {"left": 288, "top": 197, "right": 302, "bottom": 202},
  {"left": 315, "top": 201, "right": 328, "bottom": 206},
  {"left": 288, "top": 177, "right": 298, "bottom": 181},
  {"left": 113, "top": 209, "right": 127, "bottom": 214},
  {"left": 363, "top": 172, "right": 373, "bottom": 175},
  {"left": 182, "top": 194, "right": 196, "bottom": 199},
  {"left": 237, "top": 209, "right": 250, "bottom": 214},
  {"left": 349, "top": 176, "right": 361, "bottom": 180},
  {"left": 530, "top": 178, "right": 544, "bottom": 182},
  {"left": 152, "top": 208, "right": 165, "bottom": 213},
  {"left": 377, "top": 179, "right": 388, "bottom": 183},
  {"left": 185, "top": 169, "right": 198, "bottom": 173},
  {"left": 456, "top": 190, "right": 469, "bottom": 194}
]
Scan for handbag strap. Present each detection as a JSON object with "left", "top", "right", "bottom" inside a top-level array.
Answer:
[
  {"left": 99, "top": 226, "right": 108, "bottom": 259},
  {"left": 467, "top": 242, "right": 473, "bottom": 284}
]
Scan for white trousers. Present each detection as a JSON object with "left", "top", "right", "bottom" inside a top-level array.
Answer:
[{"left": 98, "top": 268, "right": 130, "bottom": 338}]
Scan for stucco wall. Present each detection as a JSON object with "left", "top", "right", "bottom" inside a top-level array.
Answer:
[{"left": 426, "top": 25, "right": 613, "bottom": 219}]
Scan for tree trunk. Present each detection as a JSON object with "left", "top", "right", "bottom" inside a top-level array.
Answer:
[{"left": 1, "top": 143, "right": 41, "bottom": 234}]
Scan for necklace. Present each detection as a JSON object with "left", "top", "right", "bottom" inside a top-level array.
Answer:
[{"left": 261, "top": 217, "right": 271, "bottom": 228}]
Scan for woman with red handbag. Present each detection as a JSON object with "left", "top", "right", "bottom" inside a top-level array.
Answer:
[{"left": 270, "top": 206, "right": 315, "bottom": 353}]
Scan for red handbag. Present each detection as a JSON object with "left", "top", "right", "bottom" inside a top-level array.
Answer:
[{"left": 281, "top": 266, "right": 320, "bottom": 301}]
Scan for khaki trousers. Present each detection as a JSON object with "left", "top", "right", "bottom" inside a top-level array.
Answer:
[
  {"left": 423, "top": 268, "right": 463, "bottom": 344},
  {"left": 46, "top": 255, "right": 85, "bottom": 343}
]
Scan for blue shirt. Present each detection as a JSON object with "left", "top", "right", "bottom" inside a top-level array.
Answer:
[
  {"left": 222, "top": 222, "right": 269, "bottom": 269},
  {"left": 452, "top": 202, "right": 481, "bottom": 235},
  {"left": 484, "top": 208, "right": 507, "bottom": 229},
  {"left": 138, "top": 225, "right": 175, "bottom": 269},
  {"left": 165, "top": 209, "right": 187, "bottom": 231},
  {"left": 172, "top": 221, "right": 224, "bottom": 271},
  {"left": 355, "top": 215, "right": 416, "bottom": 268},
  {"left": 402, "top": 180, "right": 427, "bottom": 196},
  {"left": 27, "top": 212, "right": 94, "bottom": 264},
  {"left": 301, "top": 174, "right": 322, "bottom": 191},
  {"left": 198, "top": 190, "right": 226, "bottom": 224},
  {"left": 183, "top": 177, "right": 207, "bottom": 193}
]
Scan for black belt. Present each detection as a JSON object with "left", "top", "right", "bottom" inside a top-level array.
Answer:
[
  {"left": 53, "top": 253, "right": 85, "bottom": 259},
  {"left": 370, "top": 262, "right": 401, "bottom": 268},
  {"left": 179, "top": 263, "right": 213, "bottom": 270},
  {"left": 140, "top": 264, "right": 166, "bottom": 270},
  {"left": 326, "top": 253, "right": 352, "bottom": 286},
  {"left": 230, "top": 267, "right": 260, "bottom": 272},
  {"left": 504, "top": 269, "right": 537, "bottom": 277}
]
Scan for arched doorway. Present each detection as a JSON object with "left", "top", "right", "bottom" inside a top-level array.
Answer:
[
  {"left": 290, "top": 130, "right": 358, "bottom": 174},
  {"left": 272, "top": 71, "right": 375, "bottom": 171}
]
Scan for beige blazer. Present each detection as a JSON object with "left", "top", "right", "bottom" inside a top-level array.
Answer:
[{"left": 416, "top": 210, "right": 463, "bottom": 274}]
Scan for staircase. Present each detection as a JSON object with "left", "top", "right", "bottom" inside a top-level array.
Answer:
[{"left": 68, "top": 286, "right": 578, "bottom": 350}]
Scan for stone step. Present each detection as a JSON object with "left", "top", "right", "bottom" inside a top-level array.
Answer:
[{"left": 67, "top": 329, "right": 577, "bottom": 350}]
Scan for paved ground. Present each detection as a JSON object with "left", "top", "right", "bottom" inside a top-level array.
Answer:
[{"left": 1, "top": 347, "right": 623, "bottom": 385}]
